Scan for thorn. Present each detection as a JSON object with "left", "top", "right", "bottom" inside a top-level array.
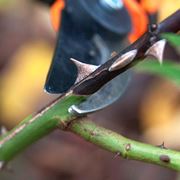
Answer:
[
  {"left": 108, "top": 49, "right": 137, "bottom": 72},
  {"left": 157, "top": 141, "right": 167, "bottom": 149},
  {"left": 0, "top": 126, "right": 8, "bottom": 135},
  {"left": 113, "top": 152, "right": 121, "bottom": 159},
  {"left": 145, "top": 39, "right": 166, "bottom": 65},
  {"left": 111, "top": 51, "right": 117, "bottom": 57},
  {"left": 70, "top": 58, "right": 99, "bottom": 83}
]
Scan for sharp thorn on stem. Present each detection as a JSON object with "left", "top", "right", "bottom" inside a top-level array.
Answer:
[
  {"left": 157, "top": 141, "right": 167, "bottom": 149},
  {"left": 108, "top": 49, "right": 137, "bottom": 72},
  {"left": 70, "top": 58, "right": 99, "bottom": 83},
  {"left": 113, "top": 152, "right": 121, "bottom": 159},
  {"left": 145, "top": 39, "right": 166, "bottom": 65}
]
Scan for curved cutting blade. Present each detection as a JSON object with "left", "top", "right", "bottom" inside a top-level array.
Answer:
[
  {"left": 69, "top": 70, "right": 131, "bottom": 116},
  {"left": 45, "top": 1, "right": 132, "bottom": 114}
]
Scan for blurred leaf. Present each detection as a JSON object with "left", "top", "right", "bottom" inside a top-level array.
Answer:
[
  {"left": 0, "top": 0, "right": 14, "bottom": 8},
  {"left": 1, "top": 41, "right": 53, "bottom": 127},
  {"left": 0, "top": 0, "right": 7, "bottom": 5},
  {"left": 136, "top": 60, "right": 180, "bottom": 86},
  {"left": 162, "top": 33, "right": 180, "bottom": 47}
]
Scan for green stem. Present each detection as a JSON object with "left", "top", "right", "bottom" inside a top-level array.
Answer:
[
  {"left": 0, "top": 93, "right": 85, "bottom": 162},
  {"left": 0, "top": 11, "right": 179, "bottom": 170},
  {"left": 68, "top": 119, "right": 180, "bottom": 171},
  {"left": 0, "top": 93, "right": 180, "bottom": 171}
]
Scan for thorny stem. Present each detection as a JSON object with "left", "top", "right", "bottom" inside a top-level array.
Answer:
[
  {"left": 68, "top": 119, "right": 180, "bottom": 171},
  {"left": 72, "top": 10, "right": 180, "bottom": 95},
  {"left": 0, "top": 94, "right": 85, "bottom": 162},
  {"left": 0, "top": 10, "right": 180, "bottom": 170}
]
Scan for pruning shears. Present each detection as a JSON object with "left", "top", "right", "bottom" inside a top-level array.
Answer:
[{"left": 37, "top": 0, "right": 159, "bottom": 116}]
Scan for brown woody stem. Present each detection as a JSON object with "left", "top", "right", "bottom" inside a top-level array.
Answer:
[{"left": 72, "top": 10, "right": 180, "bottom": 95}]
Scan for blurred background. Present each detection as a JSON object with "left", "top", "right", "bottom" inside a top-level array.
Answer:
[{"left": 0, "top": 0, "right": 180, "bottom": 179}]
